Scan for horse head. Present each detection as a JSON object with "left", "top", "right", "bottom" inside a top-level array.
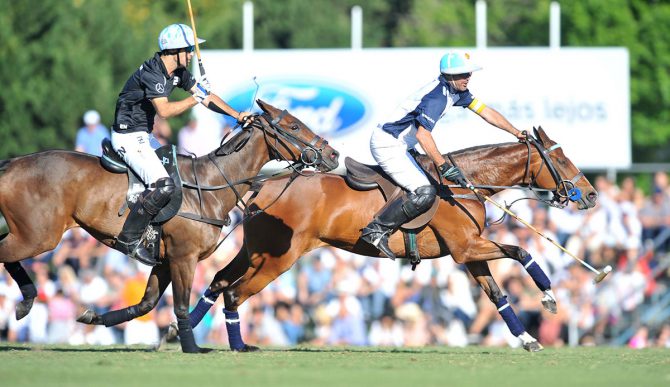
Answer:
[
  {"left": 256, "top": 99, "right": 340, "bottom": 172},
  {"left": 529, "top": 127, "right": 598, "bottom": 210}
]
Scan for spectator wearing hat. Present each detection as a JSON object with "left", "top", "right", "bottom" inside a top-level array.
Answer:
[{"left": 75, "top": 110, "right": 110, "bottom": 156}]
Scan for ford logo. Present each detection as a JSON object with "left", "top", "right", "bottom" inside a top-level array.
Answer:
[{"left": 223, "top": 78, "right": 370, "bottom": 138}]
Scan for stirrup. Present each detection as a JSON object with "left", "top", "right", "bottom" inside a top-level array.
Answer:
[
  {"left": 116, "top": 239, "right": 159, "bottom": 266},
  {"left": 361, "top": 230, "right": 396, "bottom": 260}
]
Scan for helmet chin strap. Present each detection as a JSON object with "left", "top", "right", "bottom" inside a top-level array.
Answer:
[{"left": 445, "top": 74, "right": 458, "bottom": 90}]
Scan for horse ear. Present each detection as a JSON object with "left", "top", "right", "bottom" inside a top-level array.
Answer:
[
  {"left": 533, "top": 127, "right": 539, "bottom": 140},
  {"left": 535, "top": 126, "right": 550, "bottom": 144},
  {"left": 256, "top": 99, "right": 269, "bottom": 113}
]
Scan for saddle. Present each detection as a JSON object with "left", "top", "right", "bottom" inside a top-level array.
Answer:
[
  {"left": 344, "top": 156, "right": 440, "bottom": 268},
  {"left": 344, "top": 157, "right": 440, "bottom": 229},
  {"left": 100, "top": 138, "right": 184, "bottom": 258}
]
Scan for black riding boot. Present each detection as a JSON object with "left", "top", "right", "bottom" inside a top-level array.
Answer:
[
  {"left": 361, "top": 185, "right": 437, "bottom": 260},
  {"left": 116, "top": 198, "right": 157, "bottom": 266},
  {"left": 116, "top": 177, "right": 175, "bottom": 266}
]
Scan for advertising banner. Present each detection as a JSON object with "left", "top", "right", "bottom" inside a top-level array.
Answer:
[{"left": 195, "top": 47, "right": 630, "bottom": 169}]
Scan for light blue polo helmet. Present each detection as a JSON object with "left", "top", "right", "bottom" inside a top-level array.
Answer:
[
  {"left": 439, "top": 51, "right": 482, "bottom": 75},
  {"left": 158, "top": 24, "right": 205, "bottom": 51}
]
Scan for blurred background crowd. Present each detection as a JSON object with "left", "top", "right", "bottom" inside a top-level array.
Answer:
[{"left": 0, "top": 110, "right": 669, "bottom": 350}]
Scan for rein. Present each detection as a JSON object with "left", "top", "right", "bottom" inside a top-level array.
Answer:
[
  {"left": 176, "top": 111, "right": 328, "bottom": 226},
  {"left": 447, "top": 133, "right": 586, "bottom": 224}
]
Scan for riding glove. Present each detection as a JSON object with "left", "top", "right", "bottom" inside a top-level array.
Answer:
[
  {"left": 193, "top": 76, "right": 211, "bottom": 104},
  {"left": 439, "top": 162, "right": 469, "bottom": 188}
]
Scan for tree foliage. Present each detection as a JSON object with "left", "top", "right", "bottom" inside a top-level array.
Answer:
[{"left": 0, "top": 0, "right": 668, "bottom": 162}]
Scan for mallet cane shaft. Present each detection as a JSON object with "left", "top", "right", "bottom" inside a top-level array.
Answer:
[
  {"left": 468, "top": 185, "right": 612, "bottom": 283},
  {"left": 186, "top": 0, "right": 206, "bottom": 76}
]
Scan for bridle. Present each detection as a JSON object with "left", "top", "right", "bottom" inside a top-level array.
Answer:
[
  {"left": 449, "top": 132, "right": 588, "bottom": 219},
  {"left": 260, "top": 109, "right": 331, "bottom": 170},
  {"left": 179, "top": 109, "right": 332, "bottom": 226},
  {"left": 522, "top": 135, "right": 586, "bottom": 209}
]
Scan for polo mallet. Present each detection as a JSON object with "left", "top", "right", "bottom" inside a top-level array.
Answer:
[
  {"left": 468, "top": 185, "right": 612, "bottom": 283},
  {"left": 186, "top": 0, "right": 206, "bottom": 77}
]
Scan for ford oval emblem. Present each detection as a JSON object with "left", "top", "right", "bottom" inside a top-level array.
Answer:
[{"left": 223, "top": 78, "right": 370, "bottom": 138}]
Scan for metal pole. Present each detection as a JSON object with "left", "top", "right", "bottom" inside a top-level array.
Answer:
[
  {"left": 243, "top": 1, "right": 254, "bottom": 52},
  {"left": 476, "top": 0, "right": 487, "bottom": 49},
  {"left": 351, "top": 5, "right": 363, "bottom": 50},
  {"left": 550, "top": 2, "right": 561, "bottom": 49}
]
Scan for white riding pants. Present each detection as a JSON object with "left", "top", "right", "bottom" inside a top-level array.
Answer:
[
  {"left": 111, "top": 131, "right": 169, "bottom": 186},
  {"left": 370, "top": 126, "right": 430, "bottom": 192}
]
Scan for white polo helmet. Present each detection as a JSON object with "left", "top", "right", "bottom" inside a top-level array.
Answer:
[
  {"left": 158, "top": 23, "right": 205, "bottom": 51},
  {"left": 439, "top": 51, "right": 482, "bottom": 75}
]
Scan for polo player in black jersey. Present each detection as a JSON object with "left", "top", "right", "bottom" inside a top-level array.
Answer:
[{"left": 111, "top": 23, "right": 252, "bottom": 266}]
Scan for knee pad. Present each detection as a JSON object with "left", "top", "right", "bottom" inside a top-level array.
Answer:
[
  {"left": 155, "top": 177, "right": 175, "bottom": 196},
  {"left": 402, "top": 185, "right": 437, "bottom": 218},
  {"left": 143, "top": 177, "right": 175, "bottom": 215}
]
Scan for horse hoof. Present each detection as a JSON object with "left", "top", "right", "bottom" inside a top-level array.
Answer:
[
  {"left": 523, "top": 341, "right": 544, "bottom": 352},
  {"left": 15, "top": 298, "right": 35, "bottom": 320},
  {"left": 165, "top": 321, "right": 179, "bottom": 341},
  {"left": 232, "top": 344, "right": 261, "bottom": 352},
  {"left": 541, "top": 294, "right": 558, "bottom": 314},
  {"left": 76, "top": 309, "right": 100, "bottom": 325}
]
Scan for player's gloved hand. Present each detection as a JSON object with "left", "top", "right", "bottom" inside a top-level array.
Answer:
[
  {"left": 192, "top": 76, "right": 211, "bottom": 104},
  {"left": 439, "top": 162, "right": 469, "bottom": 189}
]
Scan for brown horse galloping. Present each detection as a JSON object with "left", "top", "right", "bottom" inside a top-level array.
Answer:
[
  {"left": 193, "top": 127, "right": 597, "bottom": 351},
  {"left": 0, "top": 100, "right": 339, "bottom": 352},
  {"left": 95, "top": 127, "right": 597, "bottom": 352}
]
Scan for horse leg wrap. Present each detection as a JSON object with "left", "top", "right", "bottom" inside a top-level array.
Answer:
[
  {"left": 495, "top": 296, "right": 525, "bottom": 337},
  {"left": 177, "top": 318, "right": 201, "bottom": 353},
  {"left": 5, "top": 263, "right": 37, "bottom": 298},
  {"left": 101, "top": 306, "right": 139, "bottom": 327},
  {"left": 520, "top": 254, "right": 551, "bottom": 291},
  {"left": 224, "top": 309, "right": 245, "bottom": 350},
  {"left": 189, "top": 289, "right": 219, "bottom": 328}
]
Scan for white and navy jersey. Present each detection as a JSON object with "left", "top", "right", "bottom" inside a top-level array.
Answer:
[
  {"left": 113, "top": 53, "right": 196, "bottom": 133},
  {"left": 380, "top": 74, "right": 476, "bottom": 148}
]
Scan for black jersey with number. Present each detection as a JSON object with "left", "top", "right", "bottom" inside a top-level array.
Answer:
[{"left": 112, "top": 53, "right": 196, "bottom": 133}]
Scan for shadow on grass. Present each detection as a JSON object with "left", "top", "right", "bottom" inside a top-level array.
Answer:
[
  {"left": 262, "top": 347, "right": 509, "bottom": 356},
  {"left": 0, "top": 345, "right": 160, "bottom": 353}
]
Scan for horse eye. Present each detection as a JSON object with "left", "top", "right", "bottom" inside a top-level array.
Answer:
[{"left": 290, "top": 124, "right": 299, "bottom": 130}]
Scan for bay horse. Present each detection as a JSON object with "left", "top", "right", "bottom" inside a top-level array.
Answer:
[
  {"left": 200, "top": 127, "right": 597, "bottom": 351},
  {"left": 0, "top": 100, "right": 339, "bottom": 353},
  {"left": 93, "top": 127, "right": 598, "bottom": 352}
]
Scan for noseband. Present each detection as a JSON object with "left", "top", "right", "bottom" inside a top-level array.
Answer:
[
  {"left": 261, "top": 110, "right": 330, "bottom": 169},
  {"left": 525, "top": 137, "right": 585, "bottom": 208}
]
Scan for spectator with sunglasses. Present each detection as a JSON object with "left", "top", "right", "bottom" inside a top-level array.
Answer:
[{"left": 110, "top": 23, "right": 252, "bottom": 266}]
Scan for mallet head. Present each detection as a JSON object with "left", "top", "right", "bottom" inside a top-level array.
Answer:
[{"left": 594, "top": 265, "right": 613, "bottom": 283}]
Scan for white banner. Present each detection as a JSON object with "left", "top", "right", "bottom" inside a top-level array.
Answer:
[{"left": 195, "top": 47, "right": 630, "bottom": 169}]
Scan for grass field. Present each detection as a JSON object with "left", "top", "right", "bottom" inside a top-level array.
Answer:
[{"left": 1, "top": 344, "right": 668, "bottom": 387}]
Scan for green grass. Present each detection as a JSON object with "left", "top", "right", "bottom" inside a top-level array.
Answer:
[{"left": 0, "top": 344, "right": 668, "bottom": 387}]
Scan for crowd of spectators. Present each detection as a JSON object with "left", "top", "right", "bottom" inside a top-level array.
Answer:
[{"left": 0, "top": 112, "right": 668, "bottom": 349}]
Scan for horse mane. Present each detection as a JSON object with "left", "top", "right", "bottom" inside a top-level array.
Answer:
[
  {"left": 450, "top": 141, "right": 520, "bottom": 157},
  {"left": 0, "top": 159, "right": 11, "bottom": 173},
  {"left": 212, "top": 127, "right": 254, "bottom": 157}
]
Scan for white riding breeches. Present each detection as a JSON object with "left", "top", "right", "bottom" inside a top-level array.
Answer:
[
  {"left": 111, "top": 131, "right": 169, "bottom": 186},
  {"left": 370, "top": 126, "right": 430, "bottom": 192}
]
